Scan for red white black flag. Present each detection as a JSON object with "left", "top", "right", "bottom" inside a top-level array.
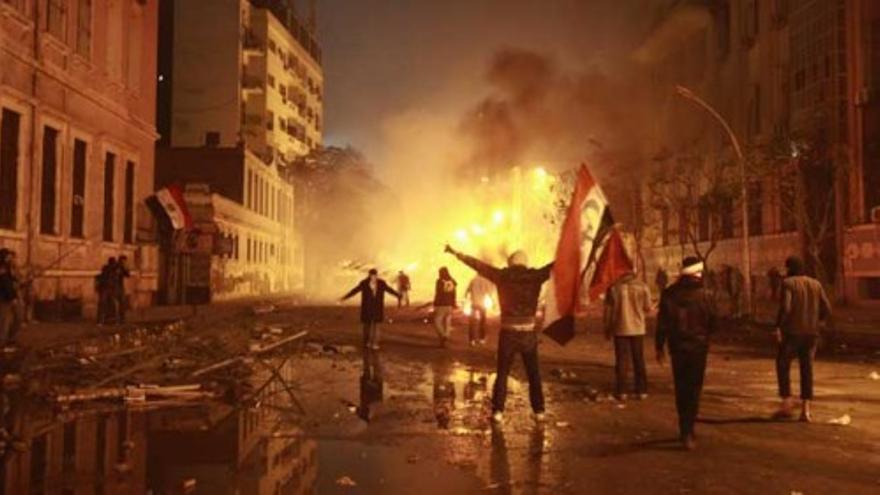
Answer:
[
  {"left": 149, "top": 185, "right": 193, "bottom": 230},
  {"left": 543, "top": 164, "right": 613, "bottom": 345},
  {"left": 588, "top": 228, "right": 634, "bottom": 300}
]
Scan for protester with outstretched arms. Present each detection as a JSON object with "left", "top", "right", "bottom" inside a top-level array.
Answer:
[
  {"left": 446, "top": 244, "right": 552, "bottom": 424},
  {"left": 341, "top": 268, "right": 401, "bottom": 350}
]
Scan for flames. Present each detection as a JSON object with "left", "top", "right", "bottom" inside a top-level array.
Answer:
[{"left": 377, "top": 166, "right": 562, "bottom": 304}]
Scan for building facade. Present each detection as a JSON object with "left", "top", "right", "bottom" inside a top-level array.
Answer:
[
  {"left": 156, "top": 0, "right": 321, "bottom": 301},
  {"left": 0, "top": 0, "right": 160, "bottom": 317},
  {"left": 635, "top": 0, "right": 880, "bottom": 304}
]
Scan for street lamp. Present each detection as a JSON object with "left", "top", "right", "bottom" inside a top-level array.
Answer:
[{"left": 675, "top": 85, "right": 753, "bottom": 317}]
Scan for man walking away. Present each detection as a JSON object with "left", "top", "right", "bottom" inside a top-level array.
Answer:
[
  {"left": 656, "top": 256, "right": 719, "bottom": 450},
  {"left": 604, "top": 271, "right": 652, "bottom": 400},
  {"left": 115, "top": 255, "right": 132, "bottom": 324},
  {"left": 432, "top": 267, "right": 457, "bottom": 347},
  {"left": 396, "top": 271, "right": 412, "bottom": 308},
  {"left": 341, "top": 269, "right": 401, "bottom": 350},
  {"left": 0, "top": 249, "right": 18, "bottom": 347},
  {"left": 466, "top": 274, "right": 495, "bottom": 346},
  {"left": 446, "top": 244, "right": 552, "bottom": 424},
  {"left": 773, "top": 256, "right": 832, "bottom": 423}
]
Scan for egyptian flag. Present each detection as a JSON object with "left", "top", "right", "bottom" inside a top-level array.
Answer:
[
  {"left": 588, "top": 228, "right": 634, "bottom": 300},
  {"left": 147, "top": 185, "right": 193, "bottom": 230},
  {"left": 543, "top": 164, "right": 613, "bottom": 345}
]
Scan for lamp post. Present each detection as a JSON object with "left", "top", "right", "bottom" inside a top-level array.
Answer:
[{"left": 675, "top": 85, "right": 752, "bottom": 317}]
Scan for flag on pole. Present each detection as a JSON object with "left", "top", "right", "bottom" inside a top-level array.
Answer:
[
  {"left": 587, "top": 228, "right": 634, "bottom": 300},
  {"left": 148, "top": 185, "right": 193, "bottom": 230},
  {"left": 543, "top": 164, "right": 612, "bottom": 345}
]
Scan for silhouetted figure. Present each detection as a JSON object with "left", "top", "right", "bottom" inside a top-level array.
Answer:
[
  {"left": 396, "top": 270, "right": 412, "bottom": 307},
  {"left": 341, "top": 269, "right": 401, "bottom": 350},
  {"left": 446, "top": 244, "right": 552, "bottom": 424},
  {"left": 432, "top": 267, "right": 457, "bottom": 347},
  {"left": 96, "top": 257, "right": 118, "bottom": 324},
  {"left": 604, "top": 271, "right": 652, "bottom": 400},
  {"left": 465, "top": 274, "right": 495, "bottom": 346},
  {"left": 656, "top": 256, "right": 719, "bottom": 450},
  {"left": 115, "top": 255, "right": 131, "bottom": 323},
  {"left": 773, "top": 256, "right": 832, "bottom": 423},
  {"left": 0, "top": 249, "right": 18, "bottom": 346}
]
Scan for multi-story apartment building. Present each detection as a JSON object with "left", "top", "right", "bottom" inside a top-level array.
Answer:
[
  {"left": 156, "top": 0, "right": 322, "bottom": 301},
  {"left": 635, "top": 0, "right": 880, "bottom": 303},
  {"left": 0, "top": 0, "right": 160, "bottom": 317}
]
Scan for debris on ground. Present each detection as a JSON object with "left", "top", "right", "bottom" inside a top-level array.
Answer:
[
  {"left": 251, "top": 303, "right": 277, "bottom": 315},
  {"left": 555, "top": 421, "right": 571, "bottom": 428},
  {"left": 827, "top": 414, "right": 852, "bottom": 426}
]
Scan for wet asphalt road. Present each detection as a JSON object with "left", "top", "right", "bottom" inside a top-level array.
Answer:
[{"left": 262, "top": 303, "right": 880, "bottom": 495}]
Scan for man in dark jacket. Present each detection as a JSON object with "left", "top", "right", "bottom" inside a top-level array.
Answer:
[
  {"left": 341, "top": 269, "right": 401, "bottom": 350},
  {"left": 774, "top": 256, "right": 832, "bottom": 422},
  {"left": 656, "top": 256, "right": 719, "bottom": 450},
  {"left": 115, "top": 255, "right": 131, "bottom": 323},
  {"left": 432, "top": 267, "right": 457, "bottom": 347},
  {"left": 446, "top": 244, "right": 552, "bottom": 424},
  {"left": 96, "top": 257, "right": 118, "bottom": 324}
]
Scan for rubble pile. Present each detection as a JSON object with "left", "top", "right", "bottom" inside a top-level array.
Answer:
[{"left": 9, "top": 319, "right": 309, "bottom": 413}]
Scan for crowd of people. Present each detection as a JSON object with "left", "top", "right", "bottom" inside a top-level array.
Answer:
[{"left": 340, "top": 248, "right": 832, "bottom": 451}]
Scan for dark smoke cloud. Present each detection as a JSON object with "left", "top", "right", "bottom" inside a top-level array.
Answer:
[{"left": 459, "top": 48, "right": 657, "bottom": 180}]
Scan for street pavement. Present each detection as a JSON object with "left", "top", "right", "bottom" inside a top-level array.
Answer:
[
  {"left": 264, "top": 302, "right": 880, "bottom": 494},
  {"left": 12, "top": 299, "right": 880, "bottom": 494}
]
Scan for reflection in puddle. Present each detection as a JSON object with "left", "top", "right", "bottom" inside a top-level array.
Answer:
[
  {"left": 358, "top": 350, "right": 384, "bottom": 422},
  {"left": 1, "top": 358, "right": 318, "bottom": 494}
]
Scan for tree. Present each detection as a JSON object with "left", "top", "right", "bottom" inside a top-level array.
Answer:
[
  {"left": 646, "top": 149, "right": 741, "bottom": 267},
  {"left": 751, "top": 130, "right": 847, "bottom": 289}
]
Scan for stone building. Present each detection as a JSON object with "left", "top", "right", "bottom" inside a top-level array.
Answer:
[
  {"left": 635, "top": 0, "right": 880, "bottom": 304},
  {"left": 0, "top": 0, "right": 160, "bottom": 317},
  {"left": 155, "top": 0, "right": 322, "bottom": 301}
]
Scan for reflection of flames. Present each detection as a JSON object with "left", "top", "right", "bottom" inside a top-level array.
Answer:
[{"left": 463, "top": 294, "right": 498, "bottom": 316}]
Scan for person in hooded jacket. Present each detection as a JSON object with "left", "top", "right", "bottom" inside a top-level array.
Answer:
[
  {"left": 341, "top": 269, "right": 401, "bottom": 350},
  {"left": 656, "top": 256, "right": 719, "bottom": 450},
  {"left": 432, "top": 267, "right": 457, "bottom": 347},
  {"left": 446, "top": 244, "right": 552, "bottom": 424}
]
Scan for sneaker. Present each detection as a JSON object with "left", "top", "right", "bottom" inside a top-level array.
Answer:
[
  {"left": 469, "top": 340, "right": 477, "bottom": 347},
  {"left": 479, "top": 339, "right": 487, "bottom": 345},
  {"left": 491, "top": 411, "right": 504, "bottom": 424},
  {"left": 533, "top": 412, "right": 546, "bottom": 424},
  {"left": 682, "top": 434, "right": 697, "bottom": 451},
  {"left": 636, "top": 393, "right": 649, "bottom": 400},
  {"left": 614, "top": 393, "right": 628, "bottom": 402}
]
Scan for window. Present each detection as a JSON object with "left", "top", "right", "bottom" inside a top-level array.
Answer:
[
  {"left": 71, "top": 139, "right": 87, "bottom": 238},
  {"left": 75, "top": 0, "right": 92, "bottom": 58},
  {"left": 103, "top": 152, "right": 116, "bottom": 242},
  {"left": 63, "top": 422, "right": 77, "bottom": 474},
  {"left": 0, "top": 109, "right": 20, "bottom": 230},
  {"left": 780, "top": 171, "right": 797, "bottom": 232},
  {"left": 40, "top": 126, "right": 59, "bottom": 235},
  {"left": 46, "top": 0, "right": 66, "bottom": 39},
  {"left": 678, "top": 206, "right": 689, "bottom": 245},
  {"left": 268, "top": 74, "right": 276, "bottom": 89},
  {"left": 29, "top": 434, "right": 49, "bottom": 494},
  {"left": 266, "top": 111, "right": 274, "bottom": 131},
  {"left": 205, "top": 131, "right": 220, "bottom": 147},
  {"left": 123, "top": 161, "right": 135, "bottom": 243}
]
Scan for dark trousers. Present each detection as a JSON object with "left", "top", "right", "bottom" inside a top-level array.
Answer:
[
  {"left": 614, "top": 336, "right": 647, "bottom": 395},
  {"left": 777, "top": 334, "right": 818, "bottom": 400},
  {"left": 115, "top": 292, "right": 127, "bottom": 323},
  {"left": 671, "top": 347, "right": 708, "bottom": 438},
  {"left": 362, "top": 322, "right": 381, "bottom": 348},
  {"left": 98, "top": 289, "right": 117, "bottom": 324},
  {"left": 469, "top": 306, "right": 487, "bottom": 342},
  {"left": 492, "top": 330, "right": 544, "bottom": 413}
]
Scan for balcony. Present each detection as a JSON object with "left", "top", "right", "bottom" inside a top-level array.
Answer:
[
  {"left": 241, "top": 75, "right": 265, "bottom": 95},
  {"left": 242, "top": 30, "right": 265, "bottom": 55}
]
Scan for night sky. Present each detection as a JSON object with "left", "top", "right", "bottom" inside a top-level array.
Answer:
[{"left": 316, "top": 0, "right": 664, "bottom": 161}]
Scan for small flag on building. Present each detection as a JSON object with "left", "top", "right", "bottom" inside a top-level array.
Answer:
[
  {"left": 148, "top": 185, "right": 193, "bottom": 230},
  {"left": 543, "top": 164, "right": 613, "bottom": 346}
]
